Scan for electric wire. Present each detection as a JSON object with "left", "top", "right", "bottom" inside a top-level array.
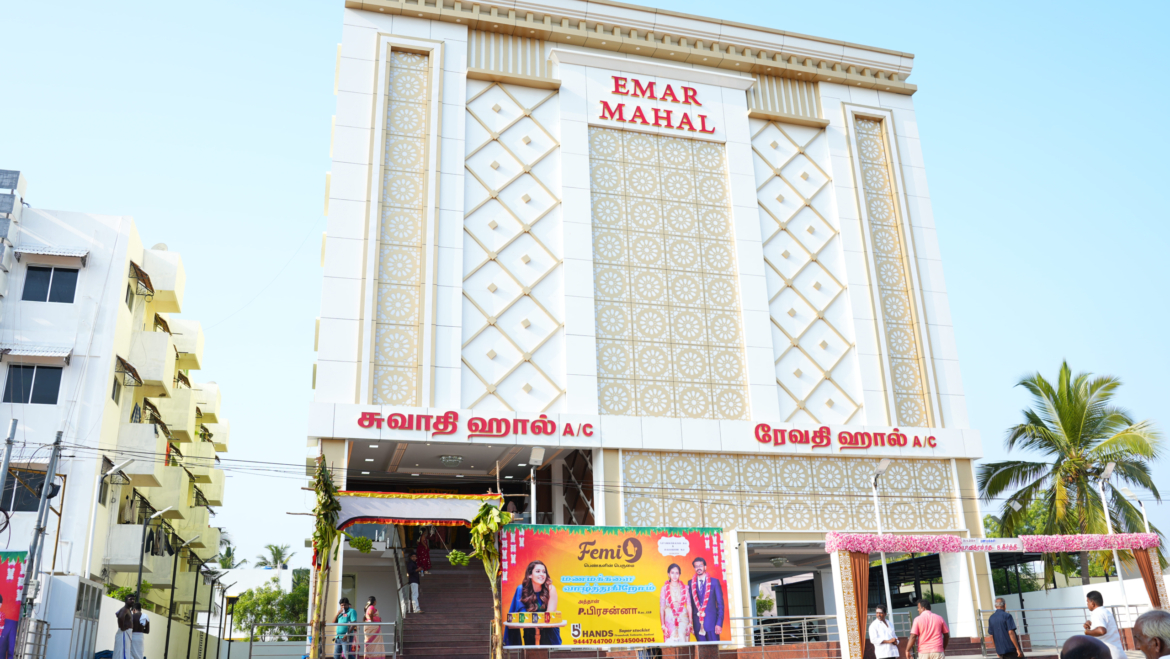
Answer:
[{"left": 43, "top": 440, "right": 1168, "bottom": 507}]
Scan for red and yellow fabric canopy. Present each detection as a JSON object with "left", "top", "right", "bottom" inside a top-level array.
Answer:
[{"left": 335, "top": 491, "right": 502, "bottom": 530}]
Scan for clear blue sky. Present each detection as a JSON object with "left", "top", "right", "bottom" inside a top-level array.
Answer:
[{"left": 3, "top": 0, "right": 1167, "bottom": 568}]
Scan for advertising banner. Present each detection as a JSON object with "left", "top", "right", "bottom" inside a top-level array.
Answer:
[
  {"left": 0, "top": 552, "right": 26, "bottom": 623},
  {"left": 500, "top": 525, "right": 727, "bottom": 649}
]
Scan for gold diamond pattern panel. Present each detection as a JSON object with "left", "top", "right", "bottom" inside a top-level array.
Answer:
[
  {"left": 461, "top": 83, "right": 564, "bottom": 411},
  {"left": 374, "top": 51, "right": 431, "bottom": 405},
  {"left": 590, "top": 128, "right": 749, "bottom": 420},
  {"left": 621, "top": 451, "right": 958, "bottom": 531},
  {"left": 752, "top": 122, "right": 860, "bottom": 424},
  {"left": 853, "top": 118, "right": 930, "bottom": 427}
]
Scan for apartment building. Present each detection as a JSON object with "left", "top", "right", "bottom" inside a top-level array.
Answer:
[{"left": 0, "top": 170, "right": 229, "bottom": 658}]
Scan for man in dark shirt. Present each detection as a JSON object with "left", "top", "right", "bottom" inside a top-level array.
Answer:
[
  {"left": 988, "top": 598, "right": 1023, "bottom": 659},
  {"left": 407, "top": 552, "right": 422, "bottom": 613}
]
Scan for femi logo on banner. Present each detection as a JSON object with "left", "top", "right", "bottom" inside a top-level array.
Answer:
[{"left": 598, "top": 77, "right": 716, "bottom": 134}]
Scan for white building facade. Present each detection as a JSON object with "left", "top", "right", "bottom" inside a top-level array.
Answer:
[
  {"left": 0, "top": 171, "right": 231, "bottom": 659},
  {"left": 308, "top": 2, "right": 991, "bottom": 654}
]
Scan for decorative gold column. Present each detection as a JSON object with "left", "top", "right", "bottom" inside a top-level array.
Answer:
[
  {"left": 373, "top": 51, "right": 432, "bottom": 405},
  {"left": 853, "top": 117, "right": 930, "bottom": 426}
]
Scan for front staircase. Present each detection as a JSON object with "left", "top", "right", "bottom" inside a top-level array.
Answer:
[{"left": 401, "top": 550, "right": 494, "bottom": 658}]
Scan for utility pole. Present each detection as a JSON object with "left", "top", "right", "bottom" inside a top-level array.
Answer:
[
  {"left": 0, "top": 420, "right": 17, "bottom": 502},
  {"left": 21, "top": 431, "right": 63, "bottom": 624}
]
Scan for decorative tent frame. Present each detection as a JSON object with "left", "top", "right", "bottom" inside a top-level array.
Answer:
[{"left": 825, "top": 532, "right": 1166, "bottom": 659}]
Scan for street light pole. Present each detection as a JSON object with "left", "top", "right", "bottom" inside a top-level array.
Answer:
[
  {"left": 1119, "top": 487, "right": 1151, "bottom": 533},
  {"left": 1097, "top": 463, "right": 1131, "bottom": 625},
  {"left": 83, "top": 458, "right": 135, "bottom": 579},
  {"left": 201, "top": 576, "right": 221, "bottom": 659},
  {"left": 215, "top": 582, "right": 236, "bottom": 659},
  {"left": 872, "top": 459, "right": 894, "bottom": 613},
  {"left": 164, "top": 536, "right": 198, "bottom": 659}
]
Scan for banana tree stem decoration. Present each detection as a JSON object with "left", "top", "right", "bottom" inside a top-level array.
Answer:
[{"left": 469, "top": 501, "right": 512, "bottom": 659}]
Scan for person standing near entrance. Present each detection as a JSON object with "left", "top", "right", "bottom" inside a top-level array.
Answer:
[
  {"left": 988, "top": 598, "right": 1024, "bottom": 659},
  {"left": 908, "top": 599, "right": 949, "bottom": 659},
  {"left": 870, "top": 605, "right": 900, "bottom": 659},
  {"left": 334, "top": 597, "right": 357, "bottom": 659},
  {"left": 407, "top": 552, "right": 423, "bottom": 613},
  {"left": 132, "top": 603, "right": 150, "bottom": 659},
  {"left": 1084, "top": 591, "right": 1126, "bottom": 659},
  {"left": 112, "top": 594, "right": 138, "bottom": 659},
  {"left": 687, "top": 557, "right": 724, "bottom": 642}
]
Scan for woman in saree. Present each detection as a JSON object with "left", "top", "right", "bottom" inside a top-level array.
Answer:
[
  {"left": 362, "top": 596, "right": 384, "bottom": 659},
  {"left": 660, "top": 563, "right": 692, "bottom": 643}
]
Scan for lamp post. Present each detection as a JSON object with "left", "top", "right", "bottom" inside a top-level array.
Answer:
[
  {"left": 136, "top": 505, "right": 174, "bottom": 601},
  {"left": 224, "top": 595, "right": 237, "bottom": 659},
  {"left": 83, "top": 458, "right": 135, "bottom": 578},
  {"left": 215, "top": 582, "right": 236, "bottom": 659},
  {"left": 1096, "top": 463, "right": 1131, "bottom": 624},
  {"left": 164, "top": 536, "right": 198, "bottom": 659},
  {"left": 872, "top": 458, "right": 894, "bottom": 613},
  {"left": 529, "top": 447, "right": 545, "bottom": 524},
  {"left": 1118, "top": 487, "right": 1150, "bottom": 533}
]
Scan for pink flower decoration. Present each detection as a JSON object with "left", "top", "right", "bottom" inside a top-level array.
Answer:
[
  {"left": 824, "top": 532, "right": 963, "bottom": 554},
  {"left": 824, "top": 532, "right": 1161, "bottom": 554},
  {"left": 1018, "top": 533, "right": 1160, "bottom": 553}
]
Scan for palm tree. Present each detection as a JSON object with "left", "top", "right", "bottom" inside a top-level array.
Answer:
[
  {"left": 218, "top": 536, "right": 247, "bottom": 569},
  {"left": 255, "top": 543, "right": 295, "bottom": 569},
  {"left": 977, "top": 361, "right": 1162, "bottom": 585}
]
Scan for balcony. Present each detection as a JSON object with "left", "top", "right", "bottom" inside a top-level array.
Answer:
[
  {"left": 203, "top": 421, "right": 229, "bottom": 453},
  {"left": 117, "top": 423, "right": 166, "bottom": 487},
  {"left": 142, "top": 248, "right": 185, "bottom": 313},
  {"left": 202, "top": 468, "right": 225, "bottom": 506},
  {"left": 193, "top": 527, "right": 221, "bottom": 560},
  {"left": 127, "top": 331, "right": 176, "bottom": 398},
  {"left": 168, "top": 318, "right": 204, "bottom": 370},
  {"left": 185, "top": 442, "right": 216, "bottom": 484},
  {"left": 172, "top": 571, "right": 212, "bottom": 609},
  {"left": 153, "top": 388, "right": 197, "bottom": 441},
  {"left": 106, "top": 524, "right": 157, "bottom": 573},
  {"left": 152, "top": 467, "right": 189, "bottom": 522},
  {"left": 192, "top": 382, "right": 221, "bottom": 423}
]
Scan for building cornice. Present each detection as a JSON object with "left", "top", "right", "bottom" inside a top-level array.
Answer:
[{"left": 347, "top": 0, "right": 918, "bottom": 94}]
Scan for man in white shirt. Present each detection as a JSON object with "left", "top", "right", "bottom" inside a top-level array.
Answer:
[
  {"left": 870, "top": 605, "right": 900, "bottom": 659},
  {"left": 1083, "top": 591, "right": 1126, "bottom": 659},
  {"left": 1132, "top": 610, "right": 1170, "bottom": 659}
]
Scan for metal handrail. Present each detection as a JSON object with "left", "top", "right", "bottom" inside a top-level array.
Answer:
[
  {"left": 975, "top": 604, "right": 1150, "bottom": 658},
  {"left": 245, "top": 621, "right": 397, "bottom": 658},
  {"left": 729, "top": 614, "right": 842, "bottom": 659}
]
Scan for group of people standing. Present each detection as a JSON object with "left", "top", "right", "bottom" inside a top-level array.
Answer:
[
  {"left": 112, "top": 594, "right": 149, "bottom": 659},
  {"left": 868, "top": 590, "right": 1170, "bottom": 659},
  {"left": 332, "top": 596, "right": 386, "bottom": 659}
]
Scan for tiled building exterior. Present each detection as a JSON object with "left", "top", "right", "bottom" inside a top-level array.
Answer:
[{"left": 308, "top": 1, "right": 991, "bottom": 650}]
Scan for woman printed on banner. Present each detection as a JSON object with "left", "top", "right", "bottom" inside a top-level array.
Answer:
[
  {"left": 660, "top": 563, "right": 692, "bottom": 643},
  {"left": 504, "top": 560, "right": 561, "bottom": 647}
]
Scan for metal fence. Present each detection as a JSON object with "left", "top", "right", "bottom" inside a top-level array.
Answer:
[
  {"left": 728, "top": 614, "right": 843, "bottom": 659},
  {"left": 243, "top": 621, "right": 395, "bottom": 658},
  {"left": 975, "top": 605, "right": 1149, "bottom": 658},
  {"left": 15, "top": 618, "right": 50, "bottom": 659}
]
